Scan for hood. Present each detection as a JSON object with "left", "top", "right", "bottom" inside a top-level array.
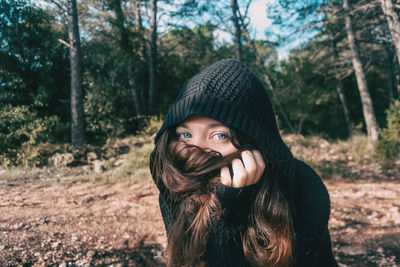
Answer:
[{"left": 154, "top": 58, "right": 295, "bottom": 192}]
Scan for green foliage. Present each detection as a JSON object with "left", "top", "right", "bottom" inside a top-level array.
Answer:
[
  {"left": 0, "top": 0, "right": 70, "bottom": 144},
  {"left": 0, "top": 0, "right": 396, "bottom": 164},
  {"left": 0, "top": 105, "right": 62, "bottom": 166},
  {"left": 0, "top": 0, "right": 69, "bottom": 106},
  {"left": 377, "top": 100, "right": 400, "bottom": 168},
  {"left": 0, "top": 105, "right": 58, "bottom": 148},
  {"left": 83, "top": 81, "right": 132, "bottom": 144},
  {"left": 273, "top": 50, "right": 349, "bottom": 138},
  {"left": 81, "top": 12, "right": 143, "bottom": 143},
  {"left": 157, "top": 25, "right": 227, "bottom": 114}
]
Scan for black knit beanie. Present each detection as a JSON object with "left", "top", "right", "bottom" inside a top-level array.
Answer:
[{"left": 155, "top": 58, "right": 295, "bottom": 189}]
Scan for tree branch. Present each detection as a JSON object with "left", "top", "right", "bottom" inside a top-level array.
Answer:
[
  {"left": 48, "top": 0, "right": 68, "bottom": 14},
  {"left": 58, "top": 38, "right": 71, "bottom": 48}
]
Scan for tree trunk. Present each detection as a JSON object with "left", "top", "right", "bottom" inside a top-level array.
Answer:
[
  {"left": 397, "top": 72, "right": 400, "bottom": 98},
  {"left": 329, "top": 30, "right": 353, "bottom": 136},
  {"left": 237, "top": 11, "right": 295, "bottom": 133},
  {"left": 111, "top": 0, "right": 143, "bottom": 119},
  {"left": 384, "top": 42, "right": 395, "bottom": 103},
  {"left": 334, "top": 70, "right": 354, "bottom": 136},
  {"left": 133, "top": 0, "right": 147, "bottom": 61},
  {"left": 343, "top": 0, "right": 379, "bottom": 142},
  {"left": 395, "top": 55, "right": 400, "bottom": 98},
  {"left": 67, "top": 0, "right": 84, "bottom": 146},
  {"left": 128, "top": 63, "right": 143, "bottom": 128},
  {"left": 296, "top": 83, "right": 304, "bottom": 135},
  {"left": 297, "top": 116, "right": 304, "bottom": 135},
  {"left": 294, "top": 62, "right": 304, "bottom": 135},
  {"left": 379, "top": 0, "right": 400, "bottom": 71},
  {"left": 148, "top": 0, "right": 158, "bottom": 114},
  {"left": 231, "top": 0, "right": 242, "bottom": 61}
]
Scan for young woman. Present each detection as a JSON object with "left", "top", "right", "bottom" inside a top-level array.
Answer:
[{"left": 150, "top": 59, "right": 337, "bottom": 267}]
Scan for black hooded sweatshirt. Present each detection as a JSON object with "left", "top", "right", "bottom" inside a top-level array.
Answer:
[{"left": 150, "top": 59, "right": 338, "bottom": 266}]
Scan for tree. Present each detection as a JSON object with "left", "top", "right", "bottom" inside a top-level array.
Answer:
[
  {"left": 322, "top": 3, "right": 354, "bottom": 136},
  {"left": 231, "top": 0, "right": 242, "bottom": 61},
  {"left": 379, "top": 0, "right": 400, "bottom": 73},
  {"left": 0, "top": 0, "right": 71, "bottom": 143},
  {"left": 0, "top": 0, "right": 69, "bottom": 108},
  {"left": 383, "top": 41, "right": 396, "bottom": 103},
  {"left": 266, "top": 0, "right": 357, "bottom": 136},
  {"left": 237, "top": 7, "right": 295, "bottom": 132},
  {"left": 343, "top": 0, "right": 379, "bottom": 142},
  {"left": 148, "top": 0, "right": 158, "bottom": 113},
  {"left": 106, "top": 0, "right": 144, "bottom": 125},
  {"left": 67, "top": 0, "right": 84, "bottom": 145},
  {"left": 329, "top": 29, "right": 353, "bottom": 135},
  {"left": 157, "top": 25, "right": 226, "bottom": 113}
]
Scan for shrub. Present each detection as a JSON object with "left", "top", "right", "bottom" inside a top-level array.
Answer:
[
  {"left": 0, "top": 105, "right": 60, "bottom": 166},
  {"left": 14, "top": 142, "right": 101, "bottom": 167},
  {"left": 377, "top": 100, "right": 400, "bottom": 168},
  {"left": 83, "top": 82, "right": 133, "bottom": 144},
  {"left": 18, "top": 143, "right": 65, "bottom": 167}
]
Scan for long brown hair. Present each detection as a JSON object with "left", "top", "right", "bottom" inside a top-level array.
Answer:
[{"left": 151, "top": 126, "right": 294, "bottom": 267}]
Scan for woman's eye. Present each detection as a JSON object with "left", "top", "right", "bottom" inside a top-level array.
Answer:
[
  {"left": 178, "top": 132, "right": 191, "bottom": 139},
  {"left": 213, "top": 133, "right": 228, "bottom": 140}
]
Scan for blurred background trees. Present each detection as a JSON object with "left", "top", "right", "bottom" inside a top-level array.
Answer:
[{"left": 0, "top": 0, "right": 399, "bottom": 167}]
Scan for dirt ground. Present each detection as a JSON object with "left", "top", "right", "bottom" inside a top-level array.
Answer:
[{"left": 1, "top": 175, "right": 399, "bottom": 266}]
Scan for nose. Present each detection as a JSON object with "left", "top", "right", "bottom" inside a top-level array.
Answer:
[{"left": 191, "top": 136, "right": 207, "bottom": 149}]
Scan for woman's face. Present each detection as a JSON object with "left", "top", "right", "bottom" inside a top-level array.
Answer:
[{"left": 175, "top": 115, "right": 238, "bottom": 156}]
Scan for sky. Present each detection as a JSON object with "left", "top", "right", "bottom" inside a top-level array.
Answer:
[
  {"left": 216, "top": 0, "right": 298, "bottom": 60},
  {"left": 36, "top": 0, "right": 304, "bottom": 60},
  {"left": 247, "top": 0, "right": 274, "bottom": 40},
  {"left": 214, "top": 0, "right": 273, "bottom": 45}
]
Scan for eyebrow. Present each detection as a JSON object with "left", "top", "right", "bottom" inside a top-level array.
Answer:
[{"left": 177, "top": 122, "right": 227, "bottom": 129}]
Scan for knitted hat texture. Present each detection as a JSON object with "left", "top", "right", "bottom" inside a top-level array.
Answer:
[{"left": 155, "top": 58, "right": 295, "bottom": 180}]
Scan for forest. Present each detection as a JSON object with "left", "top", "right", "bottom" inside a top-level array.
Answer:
[
  {"left": 0, "top": 0, "right": 399, "bottom": 165},
  {"left": 0, "top": 0, "right": 400, "bottom": 265}
]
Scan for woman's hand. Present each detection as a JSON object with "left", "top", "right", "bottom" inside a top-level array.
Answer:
[{"left": 220, "top": 150, "right": 266, "bottom": 188}]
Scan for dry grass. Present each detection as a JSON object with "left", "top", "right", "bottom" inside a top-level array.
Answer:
[
  {"left": 97, "top": 135, "right": 154, "bottom": 184},
  {"left": 0, "top": 167, "right": 95, "bottom": 187},
  {"left": 0, "top": 134, "right": 155, "bottom": 187},
  {"left": 283, "top": 134, "right": 399, "bottom": 180}
]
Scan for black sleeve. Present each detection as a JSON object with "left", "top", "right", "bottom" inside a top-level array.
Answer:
[
  {"left": 202, "top": 183, "right": 260, "bottom": 266},
  {"left": 315, "top": 227, "right": 338, "bottom": 267},
  {"left": 295, "top": 226, "right": 337, "bottom": 267},
  {"left": 215, "top": 181, "right": 259, "bottom": 225},
  {"left": 293, "top": 159, "right": 338, "bottom": 267}
]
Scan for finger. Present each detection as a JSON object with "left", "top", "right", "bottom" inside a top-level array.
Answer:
[
  {"left": 241, "top": 150, "right": 257, "bottom": 186},
  {"left": 220, "top": 166, "right": 232, "bottom": 186},
  {"left": 231, "top": 158, "right": 247, "bottom": 188},
  {"left": 252, "top": 150, "right": 266, "bottom": 182}
]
